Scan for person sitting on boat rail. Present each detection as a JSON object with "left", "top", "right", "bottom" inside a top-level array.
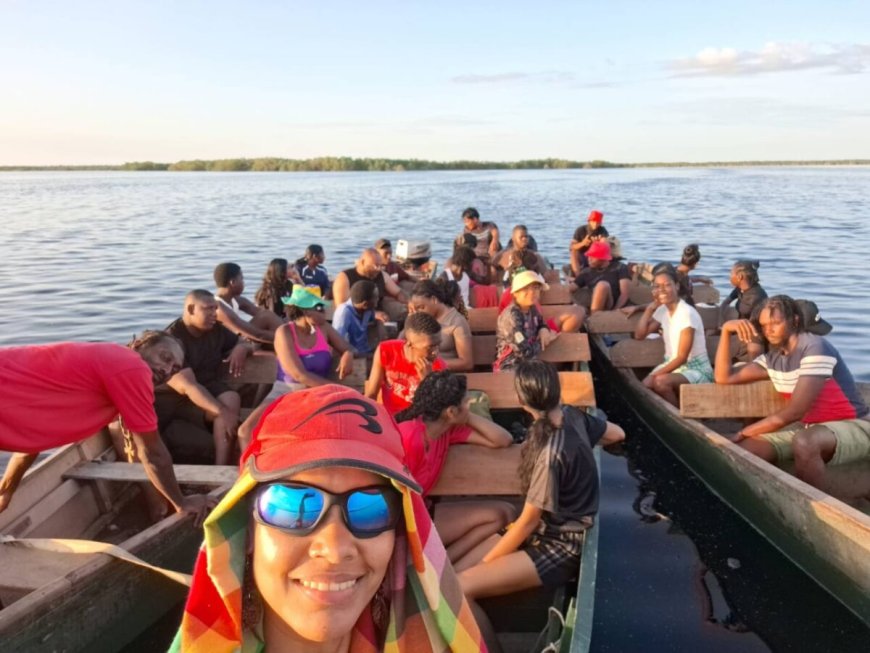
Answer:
[
  {"left": 169, "top": 384, "right": 489, "bottom": 653},
  {"left": 237, "top": 287, "right": 354, "bottom": 451},
  {"left": 460, "top": 206, "right": 500, "bottom": 264},
  {"left": 365, "top": 311, "right": 446, "bottom": 415},
  {"left": 457, "top": 360, "right": 624, "bottom": 599},
  {"left": 333, "top": 248, "right": 409, "bottom": 324},
  {"left": 160, "top": 289, "right": 254, "bottom": 465},
  {"left": 214, "top": 262, "right": 285, "bottom": 343},
  {"left": 494, "top": 270, "right": 559, "bottom": 372},
  {"left": 569, "top": 209, "right": 609, "bottom": 275},
  {"left": 714, "top": 296, "right": 870, "bottom": 491},
  {"left": 0, "top": 334, "right": 214, "bottom": 521},
  {"left": 572, "top": 240, "right": 631, "bottom": 313},
  {"left": 395, "top": 371, "right": 516, "bottom": 564},
  {"left": 634, "top": 265, "right": 713, "bottom": 406}
]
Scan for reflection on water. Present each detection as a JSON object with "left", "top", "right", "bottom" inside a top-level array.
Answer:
[{"left": 0, "top": 168, "right": 868, "bottom": 380}]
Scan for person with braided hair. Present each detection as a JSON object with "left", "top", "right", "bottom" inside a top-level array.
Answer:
[
  {"left": 0, "top": 333, "right": 215, "bottom": 521},
  {"left": 457, "top": 360, "right": 624, "bottom": 599},
  {"left": 409, "top": 279, "right": 473, "bottom": 372},
  {"left": 365, "top": 312, "right": 446, "bottom": 415},
  {"left": 394, "top": 371, "right": 514, "bottom": 564}
]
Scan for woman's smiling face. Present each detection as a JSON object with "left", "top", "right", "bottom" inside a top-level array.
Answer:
[{"left": 252, "top": 466, "right": 396, "bottom": 647}]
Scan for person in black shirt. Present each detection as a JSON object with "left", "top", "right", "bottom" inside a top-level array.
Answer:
[
  {"left": 569, "top": 210, "right": 609, "bottom": 275},
  {"left": 721, "top": 260, "right": 768, "bottom": 320},
  {"left": 573, "top": 241, "right": 631, "bottom": 313}
]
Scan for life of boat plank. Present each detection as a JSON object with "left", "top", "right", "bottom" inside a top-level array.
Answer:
[
  {"left": 471, "top": 333, "right": 591, "bottom": 367},
  {"left": 464, "top": 371, "right": 595, "bottom": 409}
]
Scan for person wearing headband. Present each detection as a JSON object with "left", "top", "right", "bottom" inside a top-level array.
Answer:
[{"left": 170, "top": 384, "right": 488, "bottom": 653}]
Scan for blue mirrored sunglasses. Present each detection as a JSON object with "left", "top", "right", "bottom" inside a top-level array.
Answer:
[{"left": 254, "top": 482, "right": 402, "bottom": 539}]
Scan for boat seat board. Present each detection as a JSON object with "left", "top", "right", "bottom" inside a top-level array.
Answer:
[
  {"left": 463, "top": 371, "right": 595, "bottom": 409},
  {"left": 540, "top": 284, "right": 574, "bottom": 305},
  {"left": 471, "top": 333, "right": 591, "bottom": 367},
  {"left": 220, "top": 353, "right": 367, "bottom": 390},
  {"left": 66, "top": 445, "right": 523, "bottom": 497},
  {"left": 468, "top": 304, "right": 574, "bottom": 334},
  {"left": 680, "top": 381, "right": 786, "bottom": 418},
  {"left": 608, "top": 335, "right": 724, "bottom": 368},
  {"left": 627, "top": 282, "right": 720, "bottom": 306},
  {"left": 587, "top": 304, "right": 719, "bottom": 334}
]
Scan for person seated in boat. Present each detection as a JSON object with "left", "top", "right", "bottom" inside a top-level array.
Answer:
[
  {"left": 294, "top": 244, "right": 331, "bottom": 298},
  {"left": 237, "top": 287, "right": 354, "bottom": 451},
  {"left": 498, "top": 255, "right": 586, "bottom": 335},
  {"left": 714, "top": 295, "right": 870, "bottom": 490},
  {"left": 374, "top": 238, "right": 412, "bottom": 286},
  {"left": 169, "top": 384, "right": 489, "bottom": 653},
  {"left": 675, "top": 244, "right": 713, "bottom": 306},
  {"left": 160, "top": 289, "right": 254, "bottom": 465},
  {"left": 365, "top": 311, "right": 446, "bottom": 415},
  {"left": 439, "top": 244, "right": 474, "bottom": 308},
  {"left": 569, "top": 209, "right": 609, "bottom": 275},
  {"left": 332, "top": 248, "right": 409, "bottom": 324},
  {"left": 394, "top": 239, "right": 438, "bottom": 282},
  {"left": 460, "top": 207, "right": 501, "bottom": 264},
  {"left": 572, "top": 240, "right": 631, "bottom": 313},
  {"left": 633, "top": 266, "right": 713, "bottom": 406},
  {"left": 0, "top": 334, "right": 214, "bottom": 521},
  {"left": 332, "top": 279, "right": 381, "bottom": 356},
  {"left": 214, "top": 262, "right": 285, "bottom": 344},
  {"left": 408, "top": 279, "right": 474, "bottom": 372},
  {"left": 253, "top": 258, "right": 299, "bottom": 318},
  {"left": 457, "top": 360, "right": 624, "bottom": 599},
  {"left": 721, "top": 259, "right": 767, "bottom": 321},
  {"left": 493, "top": 225, "right": 548, "bottom": 280},
  {"left": 494, "top": 271, "right": 559, "bottom": 372},
  {"left": 394, "top": 371, "right": 516, "bottom": 564}
]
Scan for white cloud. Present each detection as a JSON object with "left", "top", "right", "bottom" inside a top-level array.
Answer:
[{"left": 669, "top": 42, "right": 870, "bottom": 77}]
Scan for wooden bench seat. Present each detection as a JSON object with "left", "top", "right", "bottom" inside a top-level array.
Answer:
[
  {"left": 540, "top": 284, "right": 573, "bottom": 305},
  {"left": 463, "top": 371, "right": 595, "bottom": 409},
  {"left": 587, "top": 304, "right": 719, "bottom": 335},
  {"left": 468, "top": 305, "right": 573, "bottom": 334},
  {"left": 471, "top": 333, "right": 591, "bottom": 368},
  {"left": 680, "top": 381, "right": 786, "bottom": 418},
  {"left": 609, "top": 335, "right": 725, "bottom": 368}
]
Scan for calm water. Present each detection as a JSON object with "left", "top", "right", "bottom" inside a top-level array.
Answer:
[{"left": 2, "top": 169, "right": 868, "bottom": 651}]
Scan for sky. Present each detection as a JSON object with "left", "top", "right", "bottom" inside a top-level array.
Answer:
[{"left": 1, "top": 0, "right": 869, "bottom": 165}]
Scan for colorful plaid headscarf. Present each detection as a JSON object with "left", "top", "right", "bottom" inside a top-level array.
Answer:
[{"left": 169, "top": 385, "right": 487, "bottom": 653}]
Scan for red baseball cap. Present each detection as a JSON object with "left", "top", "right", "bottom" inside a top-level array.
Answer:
[
  {"left": 587, "top": 241, "right": 612, "bottom": 261},
  {"left": 242, "top": 384, "right": 421, "bottom": 493},
  {"left": 587, "top": 210, "right": 604, "bottom": 223}
]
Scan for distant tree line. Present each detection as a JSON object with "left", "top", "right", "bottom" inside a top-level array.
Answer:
[{"left": 2, "top": 158, "right": 868, "bottom": 172}]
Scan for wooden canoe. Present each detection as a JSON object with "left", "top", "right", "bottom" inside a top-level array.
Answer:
[
  {"left": 0, "top": 430, "right": 212, "bottom": 652},
  {"left": 587, "top": 331, "right": 870, "bottom": 626}
]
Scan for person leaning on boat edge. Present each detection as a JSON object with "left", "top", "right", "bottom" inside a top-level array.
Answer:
[
  {"left": 714, "top": 295, "right": 870, "bottom": 491},
  {"left": 0, "top": 335, "right": 215, "bottom": 522}
]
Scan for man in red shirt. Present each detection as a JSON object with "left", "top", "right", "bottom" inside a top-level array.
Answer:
[
  {"left": 365, "top": 312, "right": 446, "bottom": 415},
  {"left": 0, "top": 333, "right": 214, "bottom": 520}
]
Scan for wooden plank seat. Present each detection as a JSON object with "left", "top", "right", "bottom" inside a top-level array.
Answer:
[
  {"left": 468, "top": 304, "right": 574, "bottom": 334},
  {"left": 463, "top": 371, "right": 596, "bottom": 409},
  {"left": 65, "top": 446, "right": 524, "bottom": 496},
  {"left": 587, "top": 304, "right": 719, "bottom": 335},
  {"left": 609, "top": 335, "right": 725, "bottom": 368},
  {"left": 540, "top": 284, "right": 574, "bottom": 305},
  {"left": 471, "top": 333, "right": 591, "bottom": 368}
]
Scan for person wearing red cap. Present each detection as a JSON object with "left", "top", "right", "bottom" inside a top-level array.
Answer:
[
  {"left": 169, "top": 384, "right": 489, "bottom": 652},
  {"left": 572, "top": 240, "right": 631, "bottom": 313},
  {"left": 569, "top": 210, "right": 609, "bottom": 275}
]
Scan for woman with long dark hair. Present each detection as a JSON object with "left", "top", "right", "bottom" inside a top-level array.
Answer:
[{"left": 254, "top": 258, "right": 296, "bottom": 317}]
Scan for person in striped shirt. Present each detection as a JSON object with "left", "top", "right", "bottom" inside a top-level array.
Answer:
[{"left": 714, "top": 295, "right": 870, "bottom": 490}]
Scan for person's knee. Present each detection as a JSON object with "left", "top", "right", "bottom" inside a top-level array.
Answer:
[
  {"left": 793, "top": 427, "right": 835, "bottom": 464},
  {"left": 651, "top": 375, "right": 671, "bottom": 394},
  {"left": 738, "top": 437, "right": 776, "bottom": 462},
  {"left": 218, "top": 391, "right": 241, "bottom": 411},
  {"left": 603, "top": 421, "right": 626, "bottom": 445}
]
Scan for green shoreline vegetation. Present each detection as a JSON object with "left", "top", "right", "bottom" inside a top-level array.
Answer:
[{"left": 1, "top": 157, "right": 869, "bottom": 172}]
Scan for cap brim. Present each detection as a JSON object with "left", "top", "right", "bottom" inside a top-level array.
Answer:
[
  {"left": 808, "top": 319, "right": 833, "bottom": 336},
  {"left": 248, "top": 437, "right": 422, "bottom": 494}
]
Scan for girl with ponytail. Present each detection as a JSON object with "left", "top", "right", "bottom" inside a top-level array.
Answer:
[
  {"left": 395, "top": 371, "right": 515, "bottom": 563},
  {"left": 457, "top": 360, "right": 624, "bottom": 599}
]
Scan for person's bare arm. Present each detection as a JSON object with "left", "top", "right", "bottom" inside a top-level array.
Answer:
[
  {"left": 322, "top": 323, "right": 354, "bottom": 379},
  {"left": 464, "top": 413, "right": 512, "bottom": 448},
  {"left": 447, "top": 324, "right": 474, "bottom": 372},
  {"left": 738, "top": 376, "right": 828, "bottom": 439},
  {"left": 332, "top": 271, "right": 351, "bottom": 306},
  {"left": 132, "top": 431, "right": 215, "bottom": 524},
  {"left": 481, "top": 501, "right": 542, "bottom": 563},
  {"left": 634, "top": 303, "right": 661, "bottom": 340},
  {"left": 714, "top": 320, "right": 769, "bottom": 384},
  {"left": 236, "top": 295, "right": 266, "bottom": 317},
  {"left": 216, "top": 303, "right": 273, "bottom": 343},
  {"left": 0, "top": 453, "right": 38, "bottom": 513},
  {"left": 488, "top": 225, "right": 500, "bottom": 259},
  {"left": 364, "top": 345, "right": 385, "bottom": 399},
  {"left": 615, "top": 278, "right": 631, "bottom": 309},
  {"left": 167, "top": 368, "right": 227, "bottom": 418},
  {"left": 274, "top": 324, "right": 329, "bottom": 388},
  {"left": 382, "top": 272, "right": 408, "bottom": 303}
]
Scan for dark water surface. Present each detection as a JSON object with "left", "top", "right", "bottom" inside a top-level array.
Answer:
[{"left": 2, "top": 169, "right": 868, "bottom": 651}]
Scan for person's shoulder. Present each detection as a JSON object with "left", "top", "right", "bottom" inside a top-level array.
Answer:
[{"left": 796, "top": 332, "right": 833, "bottom": 357}]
